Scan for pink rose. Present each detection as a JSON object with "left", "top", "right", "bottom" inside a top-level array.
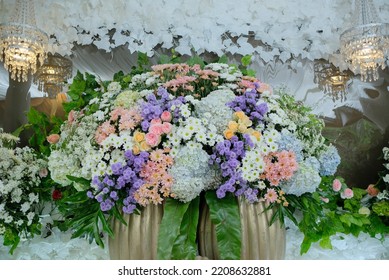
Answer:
[
  {"left": 47, "top": 134, "right": 60, "bottom": 144},
  {"left": 150, "top": 118, "right": 162, "bottom": 125},
  {"left": 367, "top": 184, "right": 379, "bottom": 197},
  {"left": 161, "top": 111, "right": 172, "bottom": 122},
  {"left": 341, "top": 188, "right": 354, "bottom": 199},
  {"left": 332, "top": 179, "right": 342, "bottom": 192},
  {"left": 162, "top": 122, "right": 172, "bottom": 134},
  {"left": 149, "top": 124, "right": 163, "bottom": 136},
  {"left": 145, "top": 133, "right": 160, "bottom": 147},
  {"left": 320, "top": 197, "right": 329, "bottom": 203}
]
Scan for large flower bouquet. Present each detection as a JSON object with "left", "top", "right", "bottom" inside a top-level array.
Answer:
[
  {"left": 0, "top": 130, "right": 48, "bottom": 253},
  {"left": 47, "top": 57, "right": 344, "bottom": 258}
]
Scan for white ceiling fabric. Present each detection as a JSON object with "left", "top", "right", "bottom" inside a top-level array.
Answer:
[{"left": 0, "top": 0, "right": 389, "bottom": 127}]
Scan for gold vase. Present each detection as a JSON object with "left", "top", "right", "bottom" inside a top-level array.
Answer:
[
  {"left": 198, "top": 196, "right": 286, "bottom": 260},
  {"left": 108, "top": 203, "right": 163, "bottom": 260}
]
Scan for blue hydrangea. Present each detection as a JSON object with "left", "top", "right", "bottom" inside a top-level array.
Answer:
[
  {"left": 277, "top": 129, "right": 304, "bottom": 162},
  {"left": 281, "top": 160, "right": 321, "bottom": 196},
  {"left": 318, "top": 145, "right": 341, "bottom": 176}
]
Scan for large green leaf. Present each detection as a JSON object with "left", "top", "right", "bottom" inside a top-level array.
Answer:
[
  {"left": 205, "top": 191, "right": 241, "bottom": 260},
  {"left": 171, "top": 197, "right": 200, "bottom": 259},
  {"left": 157, "top": 198, "right": 190, "bottom": 260}
]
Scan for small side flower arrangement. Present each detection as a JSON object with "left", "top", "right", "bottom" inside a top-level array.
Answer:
[
  {"left": 361, "top": 145, "right": 389, "bottom": 225},
  {"left": 0, "top": 130, "right": 48, "bottom": 253}
]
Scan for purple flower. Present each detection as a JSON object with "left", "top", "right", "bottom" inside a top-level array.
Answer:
[
  {"left": 227, "top": 87, "right": 268, "bottom": 126},
  {"left": 123, "top": 204, "right": 136, "bottom": 214}
]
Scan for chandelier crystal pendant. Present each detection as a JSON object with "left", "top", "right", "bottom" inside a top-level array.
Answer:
[
  {"left": 0, "top": 0, "right": 48, "bottom": 82},
  {"left": 340, "top": 0, "right": 389, "bottom": 82},
  {"left": 314, "top": 59, "right": 352, "bottom": 102},
  {"left": 34, "top": 53, "right": 73, "bottom": 99}
]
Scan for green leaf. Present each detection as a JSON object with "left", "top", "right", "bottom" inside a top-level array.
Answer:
[
  {"left": 157, "top": 198, "right": 190, "bottom": 260},
  {"left": 205, "top": 191, "right": 241, "bottom": 260},
  {"left": 66, "top": 175, "right": 91, "bottom": 188},
  {"left": 187, "top": 56, "right": 205, "bottom": 68},
  {"left": 300, "top": 236, "right": 313, "bottom": 255},
  {"left": 137, "top": 52, "right": 149, "bottom": 67},
  {"left": 319, "top": 236, "right": 333, "bottom": 249},
  {"left": 246, "top": 69, "right": 256, "bottom": 77},
  {"left": 217, "top": 55, "right": 228, "bottom": 64},
  {"left": 158, "top": 54, "right": 172, "bottom": 64},
  {"left": 241, "top": 55, "right": 252, "bottom": 66},
  {"left": 171, "top": 197, "right": 200, "bottom": 259}
]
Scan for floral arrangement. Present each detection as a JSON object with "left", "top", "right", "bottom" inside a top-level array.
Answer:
[
  {"left": 362, "top": 145, "right": 389, "bottom": 223},
  {"left": 0, "top": 130, "right": 48, "bottom": 253},
  {"left": 43, "top": 56, "right": 351, "bottom": 259}
]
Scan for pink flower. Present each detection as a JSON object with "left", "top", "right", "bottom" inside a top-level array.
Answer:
[
  {"left": 67, "top": 110, "right": 76, "bottom": 124},
  {"left": 150, "top": 118, "right": 162, "bottom": 125},
  {"left": 39, "top": 168, "right": 48, "bottom": 178},
  {"left": 367, "top": 184, "right": 379, "bottom": 197},
  {"left": 162, "top": 122, "right": 172, "bottom": 134},
  {"left": 47, "top": 134, "right": 60, "bottom": 144},
  {"left": 145, "top": 133, "right": 160, "bottom": 147},
  {"left": 332, "top": 179, "right": 342, "bottom": 192},
  {"left": 320, "top": 197, "right": 329, "bottom": 203},
  {"left": 341, "top": 188, "right": 354, "bottom": 199},
  {"left": 264, "top": 188, "right": 278, "bottom": 203},
  {"left": 149, "top": 124, "right": 164, "bottom": 136},
  {"left": 161, "top": 111, "right": 172, "bottom": 122}
]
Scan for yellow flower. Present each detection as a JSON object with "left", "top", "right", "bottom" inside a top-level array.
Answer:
[
  {"left": 228, "top": 121, "right": 239, "bottom": 132},
  {"left": 234, "top": 111, "right": 245, "bottom": 120},
  {"left": 224, "top": 129, "right": 235, "bottom": 140},
  {"left": 140, "top": 141, "right": 151, "bottom": 151},
  {"left": 240, "top": 116, "right": 252, "bottom": 127},
  {"left": 132, "top": 144, "right": 141, "bottom": 155},
  {"left": 237, "top": 124, "right": 248, "bottom": 133},
  {"left": 133, "top": 131, "right": 145, "bottom": 143}
]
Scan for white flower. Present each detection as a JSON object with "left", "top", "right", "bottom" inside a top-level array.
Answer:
[
  {"left": 107, "top": 81, "right": 121, "bottom": 92},
  {"left": 20, "top": 202, "right": 30, "bottom": 213},
  {"left": 28, "top": 193, "right": 39, "bottom": 203}
]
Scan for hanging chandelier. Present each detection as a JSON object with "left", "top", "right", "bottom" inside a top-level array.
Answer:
[
  {"left": 340, "top": 0, "right": 389, "bottom": 82},
  {"left": 314, "top": 59, "right": 352, "bottom": 102},
  {"left": 34, "top": 53, "right": 73, "bottom": 99},
  {"left": 0, "top": 0, "right": 48, "bottom": 82}
]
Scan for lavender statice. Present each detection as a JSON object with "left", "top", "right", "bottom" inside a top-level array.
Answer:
[
  {"left": 140, "top": 87, "right": 186, "bottom": 131},
  {"left": 227, "top": 86, "right": 268, "bottom": 126},
  {"left": 89, "top": 151, "right": 149, "bottom": 214}
]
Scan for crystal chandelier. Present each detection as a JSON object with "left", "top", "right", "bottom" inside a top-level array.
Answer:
[
  {"left": 34, "top": 53, "right": 73, "bottom": 99},
  {"left": 0, "top": 0, "right": 48, "bottom": 82},
  {"left": 340, "top": 0, "right": 389, "bottom": 82},
  {"left": 314, "top": 59, "right": 352, "bottom": 102}
]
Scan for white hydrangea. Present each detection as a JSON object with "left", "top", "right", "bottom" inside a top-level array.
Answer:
[
  {"left": 114, "top": 90, "right": 143, "bottom": 109},
  {"left": 194, "top": 89, "right": 235, "bottom": 134},
  {"left": 169, "top": 145, "right": 220, "bottom": 202}
]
